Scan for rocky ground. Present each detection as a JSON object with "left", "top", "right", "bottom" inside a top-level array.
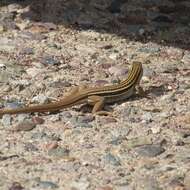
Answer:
[{"left": 0, "top": 0, "right": 190, "bottom": 190}]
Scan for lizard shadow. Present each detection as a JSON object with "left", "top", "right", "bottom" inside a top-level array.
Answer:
[{"left": 146, "top": 84, "right": 169, "bottom": 97}]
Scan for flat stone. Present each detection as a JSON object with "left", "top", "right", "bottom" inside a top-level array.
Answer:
[
  {"left": 124, "top": 136, "right": 152, "bottom": 149},
  {"left": 36, "top": 181, "right": 58, "bottom": 189},
  {"left": 48, "top": 147, "right": 70, "bottom": 158},
  {"left": 41, "top": 56, "right": 60, "bottom": 65},
  {"left": 135, "top": 144, "right": 165, "bottom": 157},
  {"left": 77, "top": 115, "right": 95, "bottom": 123},
  {"left": 13, "top": 120, "right": 36, "bottom": 131},
  {"left": 32, "top": 116, "right": 45, "bottom": 125}
]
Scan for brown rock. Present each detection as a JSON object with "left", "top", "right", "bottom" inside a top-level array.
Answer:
[
  {"left": 13, "top": 121, "right": 36, "bottom": 131},
  {"left": 96, "top": 186, "right": 113, "bottom": 190},
  {"left": 32, "top": 116, "right": 45, "bottom": 125}
]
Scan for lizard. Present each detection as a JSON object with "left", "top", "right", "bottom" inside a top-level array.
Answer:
[{"left": 0, "top": 62, "right": 144, "bottom": 116}]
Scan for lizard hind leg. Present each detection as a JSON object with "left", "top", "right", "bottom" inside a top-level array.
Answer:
[
  {"left": 67, "top": 84, "right": 88, "bottom": 96},
  {"left": 67, "top": 86, "right": 79, "bottom": 96},
  {"left": 79, "top": 84, "right": 88, "bottom": 91}
]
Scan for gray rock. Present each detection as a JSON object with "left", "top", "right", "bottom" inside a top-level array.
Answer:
[
  {"left": 68, "top": 116, "right": 93, "bottom": 128},
  {"left": 135, "top": 144, "right": 165, "bottom": 157},
  {"left": 103, "top": 153, "right": 121, "bottom": 166},
  {"left": 77, "top": 115, "right": 94, "bottom": 123},
  {"left": 48, "top": 147, "right": 70, "bottom": 158},
  {"left": 41, "top": 56, "right": 60, "bottom": 65},
  {"left": 4, "top": 102, "right": 23, "bottom": 109},
  {"left": 138, "top": 46, "right": 160, "bottom": 54},
  {"left": 37, "top": 181, "right": 58, "bottom": 189},
  {"left": 78, "top": 123, "right": 93, "bottom": 128}
]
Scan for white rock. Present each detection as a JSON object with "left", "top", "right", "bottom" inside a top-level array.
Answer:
[{"left": 31, "top": 94, "right": 49, "bottom": 104}]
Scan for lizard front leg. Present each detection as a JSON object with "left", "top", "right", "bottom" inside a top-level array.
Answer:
[
  {"left": 135, "top": 85, "right": 152, "bottom": 99},
  {"left": 87, "top": 95, "right": 111, "bottom": 116},
  {"left": 136, "top": 85, "right": 146, "bottom": 96}
]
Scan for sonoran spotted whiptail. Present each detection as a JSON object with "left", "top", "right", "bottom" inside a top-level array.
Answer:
[{"left": 0, "top": 62, "right": 144, "bottom": 116}]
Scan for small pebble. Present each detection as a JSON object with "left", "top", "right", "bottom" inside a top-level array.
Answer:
[
  {"left": 41, "top": 56, "right": 60, "bottom": 65},
  {"left": 151, "top": 126, "right": 161, "bottom": 134},
  {"left": 42, "top": 142, "right": 59, "bottom": 151},
  {"left": 31, "top": 94, "right": 49, "bottom": 104},
  {"left": 32, "top": 116, "right": 45, "bottom": 125},
  {"left": 9, "top": 182, "right": 24, "bottom": 190},
  {"left": 1, "top": 114, "right": 11, "bottom": 126}
]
